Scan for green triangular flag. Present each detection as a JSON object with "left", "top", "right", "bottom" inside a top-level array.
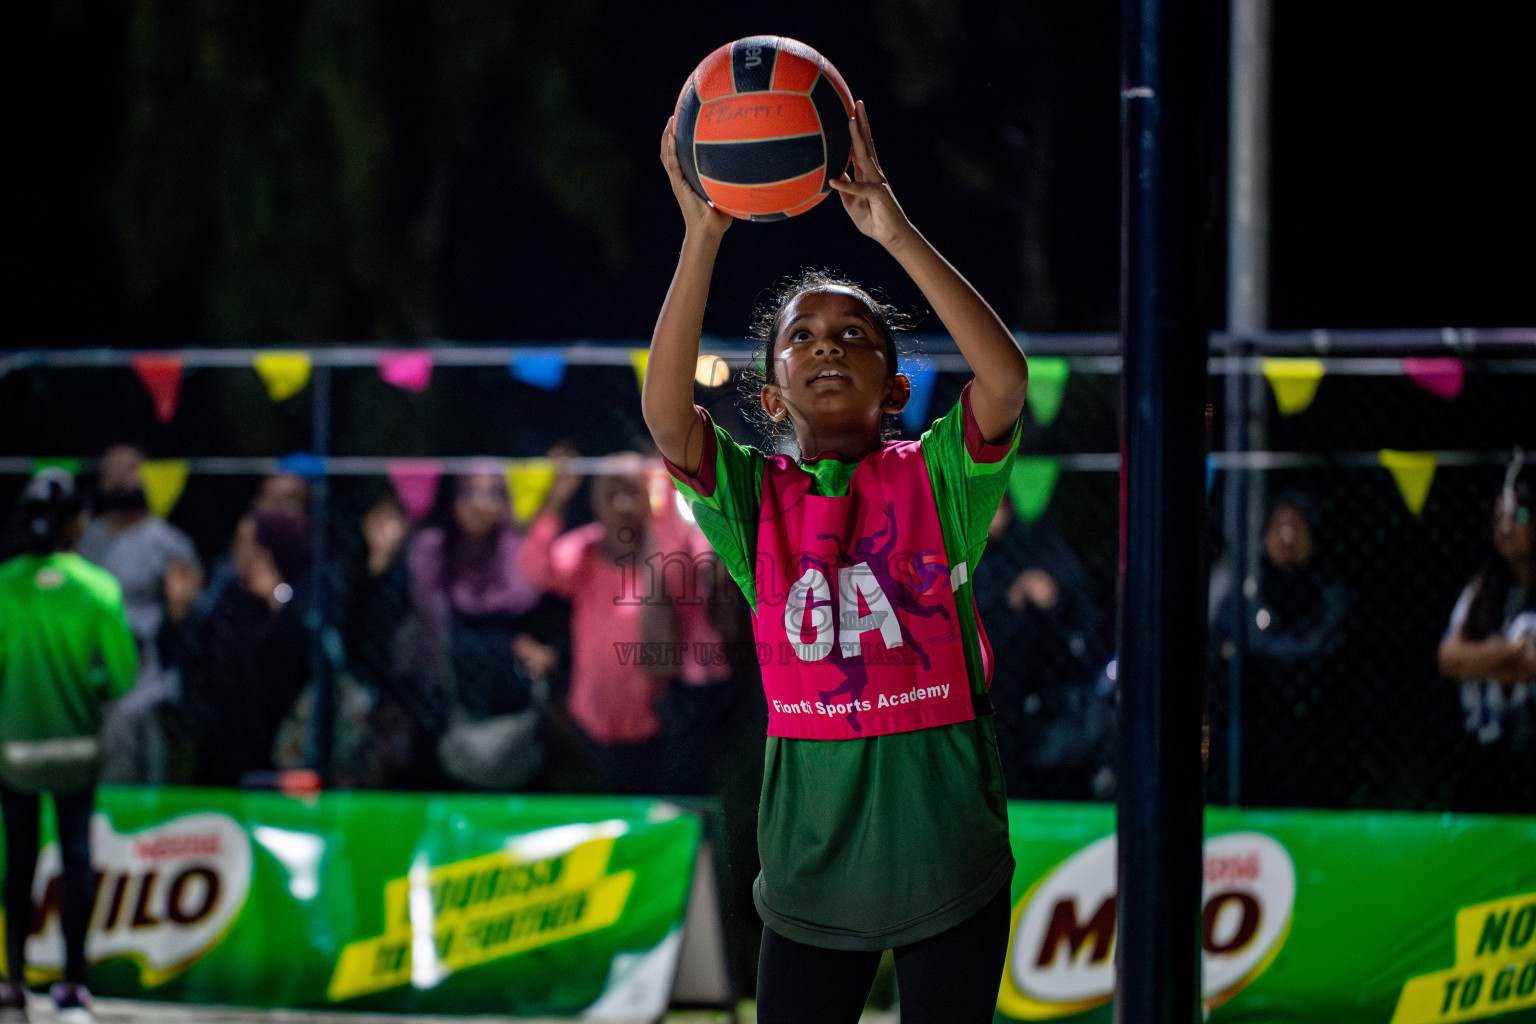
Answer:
[
  {"left": 1026, "top": 357, "right": 1070, "bottom": 427},
  {"left": 254, "top": 351, "right": 312, "bottom": 401},
  {"left": 1379, "top": 450, "right": 1438, "bottom": 517},
  {"left": 31, "top": 457, "right": 82, "bottom": 476},
  {"left": 140, "top": 460, "right": 190, "bottom": 519},
  {"left": 1007, "top": 456, "right": 1061, "bottom": 523},
  {"left": 630, "top": 349, "right": 649, "bottom": 391},
  {"left": 1262, "top": 358, "right": 1325, "bottom": 416}
]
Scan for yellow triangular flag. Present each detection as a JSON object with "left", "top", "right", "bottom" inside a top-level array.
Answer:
[
  {"left": 1262, "top": 358, "right": 1325, "bottom": 416},
  {"left": 506, "top": 459, "right": 556, "bottom": 525},
  {"left": 140, "top": 460, "right": 190, "bottom": 519},
  {"left": 631, "top": 349, "right": 649, "bottom": 391},
  {"left": 1379, "top": 449, "right": 1438, "bottom": 517},
  {"left": 254, "top": 351, "right": 312, "bottom": 401}
]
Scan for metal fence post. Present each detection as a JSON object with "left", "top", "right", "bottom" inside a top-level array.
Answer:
[{"left": 307, "top": 363, "right": 336, "bottom": 781}]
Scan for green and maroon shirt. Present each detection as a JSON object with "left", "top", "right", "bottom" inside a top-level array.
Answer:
[{"left": 667, "top": 384, "right": 1021, "bottom": 949}]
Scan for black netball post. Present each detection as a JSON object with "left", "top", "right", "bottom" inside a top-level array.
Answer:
[{"left": 1116, "top": 0, "right": 1209, "bottom": 1021}]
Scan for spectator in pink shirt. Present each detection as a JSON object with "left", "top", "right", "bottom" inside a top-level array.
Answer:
[{"left": 520, "top": 451, "right": 728, "bottom": 793}]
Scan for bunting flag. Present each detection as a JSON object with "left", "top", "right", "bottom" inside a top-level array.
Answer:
[
  {"left": 1261, "top": 358, "right": 1325, "bottom": 416},
  {"left": 131, "top": 354, "right": 185, "bottom": 424},
  {"left": 695, "top": 354, "right": 732, "bottom": 388},
  {"left": 1379, "top": 449, "right": 1438, "bottom": 517},
  {"left": 1007, "top": 456, "right": 1061, "bottom": 523},
  {"left": 378, "top": 351, "right": 433, "bottom": 393},
  {"left": 31, "top": 457, "right": 82, "bottom": 477},
  {"left": 899, "top": 358, "right": 937, "bottom": 433},
  {"left": 1025, "top": 357, "right": 1070, "bottom": 428},
  {"left": 254, "top": 351, "right": 313, "bottom": 402},
  {"left": 276, "top": 452, "right": 327, "bottom": 480},
  {"left": 510, "top": 350, "right": 567, "bottom": 390},
  {"left": 506, "top": 459, "right": 556, "bottom": 525},
  {"left": 630, "top": 349, "right": 649, "bottom": 392},
  {"left": 386, "top": 460, "right": 442, "bottom": 521},
  {"left": 140, "top": 460, "right": 190, "bottom": 519},
  {"left": 1402, "top": 357, "right": 1465, "bottom": 401}
]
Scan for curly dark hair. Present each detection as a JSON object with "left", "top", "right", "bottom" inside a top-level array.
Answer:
[{"left": 737, "top": 268, "right": 916, "bottom": 449}]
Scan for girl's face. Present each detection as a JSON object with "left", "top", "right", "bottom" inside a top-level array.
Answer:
[
  {"left": 760, "top": 288, "right": 907, "bottom": 450},
  {"left": 1492, "top": 497, "right": 1533, "bottom": 568},
  {"left": 453, "top": 474, "right": 506, "bottom": 539}
]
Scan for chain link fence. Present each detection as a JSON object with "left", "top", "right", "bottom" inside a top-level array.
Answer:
[{"left": 1, "top": 336, "right": 1532, "bottom": 815}]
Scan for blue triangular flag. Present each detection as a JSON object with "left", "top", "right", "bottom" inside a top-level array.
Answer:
[
  {"left": 510, "top": 350, "right": 567, "bottom": 390},
  {"left": 277, "top": 451, "right": 327, "bottom": 480},
  {"left": 900, "top": 358, "right": 937, "bottom": 433}
]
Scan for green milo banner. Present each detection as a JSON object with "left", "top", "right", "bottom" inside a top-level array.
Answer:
[
  {"left": 0, "top": 790, "right": 1532, "bottom": 1020},
  {"left": 0, "top": 786, "right": 702, "bottom": 1018},
  {"left": 997, "top": 804, "right": 1536, "bottom": 1024}
]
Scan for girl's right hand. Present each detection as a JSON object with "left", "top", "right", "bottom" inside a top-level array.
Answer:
[{"left": 661, "top": 118, "right": 732, "bottom": 239}]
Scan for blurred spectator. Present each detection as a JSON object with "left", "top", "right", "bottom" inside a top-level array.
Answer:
[
  {"left": 76, "top": 444, "right": 203, "bottom": 784},
  {"left": 1210, "top": 490, "right": 1351, "bottom": 808},
  {"left": 351, "top": 469, "right": 564, "bottom": 791},
  {"left": 1437, "top": 464, "right": 1535, "bottom": 813},
  {"left": 645, "top": 506, "right": 740, "bottom": 795},
  {"left": 341, "top": 485, "right": 436, "bottom": 788},
  {"left": 163, "top": 510, "right": 314, "bottom": 786},
  {"left": 1, "top": 469, "right": 137, "bottom": 1022},
  {"left": 520, "top": 453, "right": 726, "bottom": 794},
  {"left": 974, "top": 496, "right": 1112, "bottom": 800},
  {"left": 192, "top": 472, "right": 312, "bottom": 621}
]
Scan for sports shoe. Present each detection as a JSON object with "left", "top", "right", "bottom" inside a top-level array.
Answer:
[
  {"left": 49, "top": 983, "right": 94, "bottom": 1024},
  {"left": 0, "top": 980, "right": 27, "bottom": 1023}
]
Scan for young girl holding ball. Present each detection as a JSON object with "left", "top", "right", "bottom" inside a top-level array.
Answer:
[{"left": 646, "top": 100, "right": 1029, "bottom": 1023}]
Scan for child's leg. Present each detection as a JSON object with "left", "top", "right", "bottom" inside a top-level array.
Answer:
[
  {"left": 756, "top": 925, "right": 882, "bottom": 1024},
  {"left": 51, "top": 789, "right": 96, "bottom": 984},
  {"left": 892, "top": 880, "right": 1013, "bottom": 1023},
  {"left": 0, "top": 782, "right": 41, "bottom": 983}
]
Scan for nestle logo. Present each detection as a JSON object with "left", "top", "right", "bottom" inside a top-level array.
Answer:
[
  {"left": 133, "top": 834, "right": 222, "bottom": 861},
  {"left": 1205, "top": 852, "right": 1260, "bottom": 884}
]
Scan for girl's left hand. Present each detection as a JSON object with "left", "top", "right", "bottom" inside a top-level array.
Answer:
[{"left": 830, "top": 101, "right": 913, "bottom": 248}]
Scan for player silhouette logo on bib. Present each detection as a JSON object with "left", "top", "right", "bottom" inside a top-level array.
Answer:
[{"left": 755, "top": 441, "right": 984, "bottom": 740}]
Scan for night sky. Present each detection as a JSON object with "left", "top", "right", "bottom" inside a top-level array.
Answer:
[{"left": 13, "top": 1, "right": 1533, "bottom": 350}]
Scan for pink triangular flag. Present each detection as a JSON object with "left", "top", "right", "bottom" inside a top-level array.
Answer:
[
  {"left": 131, "top": 354, "right": 184, "bottom": 423},
  {"left": 378, "top": 351, "right": 434, "bottom": 393},
  {"left": 1403, "top": 357, "right": 1464, "bottom": 401},
  {"left": 387, "top": 460, "right": 442, "bottom": 521}
]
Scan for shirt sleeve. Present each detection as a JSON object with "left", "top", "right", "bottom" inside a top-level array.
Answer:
[
  {"left": 517, "top": 513, "right": 578, "bottom": 598},
  {"left": 919, "top": 381, "right": 1023, "bottom": 575},
  {"left": 663, "top": 408, "right": 766, "bottom": 610}
]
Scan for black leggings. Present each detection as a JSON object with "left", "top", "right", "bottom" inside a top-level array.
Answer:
[
  {"left": 1, "top": 783, "right": 95, "bottom": 985},
  {"left": 756, "top": 880, "right": 1013, "bottom": 1024}
]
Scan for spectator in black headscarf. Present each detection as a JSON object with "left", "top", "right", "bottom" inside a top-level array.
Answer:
[
  {"left": 975, "top": 495, "right": 1112, "bottom": 800},
  {"left": 163, "top": 510, "right": 314, "bottom": 786},
  {"left": 1210, "top": 490, "right": 1352, "bottom": 808}
]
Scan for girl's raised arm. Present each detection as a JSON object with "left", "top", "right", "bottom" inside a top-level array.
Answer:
[
  {"left": 644, "top": 119, "right": 734, "bottom": 475},
  {"left": 831, "top": 102, "right": 1029, "bottom": 443}
]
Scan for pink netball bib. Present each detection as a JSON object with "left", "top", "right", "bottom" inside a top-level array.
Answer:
[{"left": 754, "top": 441, "right": 982, "bottom": 740}]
